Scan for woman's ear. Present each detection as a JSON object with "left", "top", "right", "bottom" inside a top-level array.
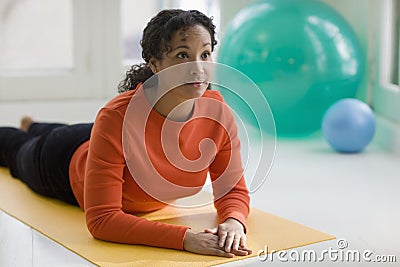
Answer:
[{"left": 149, "top": 58, "right": 158, "bottom": 74}]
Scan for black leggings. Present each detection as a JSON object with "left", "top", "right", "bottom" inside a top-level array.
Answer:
[{"left": 0, "top": 122, "right": 93, "bottom": 205}]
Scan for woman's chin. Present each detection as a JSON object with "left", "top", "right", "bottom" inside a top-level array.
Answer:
[{"left": 179, "top": 83, "right": 208, "bottom": 99}]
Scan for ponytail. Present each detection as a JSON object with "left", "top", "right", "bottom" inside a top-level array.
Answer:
[{"left": 118, "top": 63, "right": 154, "bottom": 93}]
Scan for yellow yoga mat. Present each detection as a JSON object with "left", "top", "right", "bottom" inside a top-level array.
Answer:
[{"left": 0, "top": 168, "right": 334, "bottom": 266}]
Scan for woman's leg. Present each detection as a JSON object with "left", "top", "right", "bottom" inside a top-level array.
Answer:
[
  {"left": 0, "top": 127, "right": 31, "bottom": 177},
  {"left": 28, "top": 123, "right": 67, "bottom": 137},
  {"left": 16, "top": 123, "right": 93, "bottom": 205},
  {"left": 22, "top": 116, "right": 67, "bottom": 137},
  {"left": 0, "top": 117, "right": 68, "bottom": 181}
]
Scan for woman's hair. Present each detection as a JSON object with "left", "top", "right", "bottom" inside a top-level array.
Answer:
[{"left": 118, "top": 9, "right": 218, "bottom": 93}]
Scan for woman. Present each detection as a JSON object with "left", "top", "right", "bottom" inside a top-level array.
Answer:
[{"left": 0, "top": 9, "right": 251, "bottom": 258}]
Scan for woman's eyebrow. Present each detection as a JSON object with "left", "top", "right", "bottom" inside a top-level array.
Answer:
[
  {"left": 171, "top": 45, "right": 190, "bottom": 51},
  {"left": 170, "top": 43, "right": 212, "bottom": 52}
]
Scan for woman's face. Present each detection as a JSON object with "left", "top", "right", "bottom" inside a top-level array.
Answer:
[{"left": 149, "top": 24, "right": 213, "bottom": 101}]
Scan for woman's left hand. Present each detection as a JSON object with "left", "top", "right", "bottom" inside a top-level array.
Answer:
[{"left": 205, "top": 218, "right": 252, "bottom": 255}]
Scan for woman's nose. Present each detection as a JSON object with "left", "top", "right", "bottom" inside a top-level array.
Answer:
[{"left": 189, "top": 61, "right": 205, "bottom": 76}]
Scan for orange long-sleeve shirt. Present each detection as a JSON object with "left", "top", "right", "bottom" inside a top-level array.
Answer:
[{"left": 69, "top": 87, "right": 250, "bottom": 250}]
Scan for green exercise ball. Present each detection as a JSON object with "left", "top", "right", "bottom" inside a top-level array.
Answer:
[{"left": 218, "top": 0, "right": 364, "bottom": 136}]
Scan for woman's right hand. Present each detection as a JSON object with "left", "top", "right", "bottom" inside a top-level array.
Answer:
[{"left": 183, "top": 229, "right": 249, "bottom": 257}]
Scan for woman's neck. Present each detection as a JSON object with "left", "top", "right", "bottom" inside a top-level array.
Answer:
[
  {"left": 155, "top": 97, "right": 194, "bottom": 122},
  {"left": 145, "top": 88, "right": 195, "bottom": 122}
]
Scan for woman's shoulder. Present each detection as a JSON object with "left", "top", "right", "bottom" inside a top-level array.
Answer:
[
  {"left": 92, "top": 90, "right": 137, "bottom": 131},
  {"left": 102, "top": 90, "right": 136, "bottom": 112}
]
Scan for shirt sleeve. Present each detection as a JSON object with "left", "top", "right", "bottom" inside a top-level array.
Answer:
[
  {"left": 84, "top": 107, "right": 189, "bottom": 250},
  {"left": 208, "top": 96, "right": 250, "bottom": 231}
]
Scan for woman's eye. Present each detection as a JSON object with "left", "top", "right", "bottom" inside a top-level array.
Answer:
[
  {"left": 177, "top": 52, "right": 189, "bottom": 59},
  {"left": 202, "top": 52, "right": 211, "bottom": 59}
]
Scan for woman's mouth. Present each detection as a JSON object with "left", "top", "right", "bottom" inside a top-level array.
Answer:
[{"left": 186, "top": 82, "right": 205, "bottom": 88}]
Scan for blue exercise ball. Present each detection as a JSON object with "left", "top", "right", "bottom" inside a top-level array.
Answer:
[
  {"left": 322, "top": 98, "right": 375, "bottom": 153},
  {"left": 218, "top": 0, "right": 364, "bottom": 136}
]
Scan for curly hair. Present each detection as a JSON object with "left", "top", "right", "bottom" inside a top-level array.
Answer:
[{"left": 118, "top": 9, "right": 218, "bottom": 93}]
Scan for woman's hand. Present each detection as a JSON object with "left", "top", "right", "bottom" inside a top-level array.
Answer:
[
  {"left": 183, "top": 229, "right": 236, "bottom": 257},
  {"left": 204, "top": 218, "right": 252, "bottom": 255}
]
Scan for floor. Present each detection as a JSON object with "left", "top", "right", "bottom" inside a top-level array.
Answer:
[{"left": 0, "top": 99, "right": 399, "bottom": 266}]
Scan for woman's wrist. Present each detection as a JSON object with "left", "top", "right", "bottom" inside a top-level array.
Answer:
[{"left": 183, "top": 229, "right": 194, "bottom": 251}]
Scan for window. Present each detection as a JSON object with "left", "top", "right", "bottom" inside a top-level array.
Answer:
[
  {"left": 373, "top": 0, "right": 400, "bottom": 124},
  {"left": 121, "top": 0, "right": 159, "bottom": 66},
  {"left": 380, "top": 0, "right": 400, "bottom": 91},
  {"left": 0, "top": 0, "right": 106, "bottom": 101},
  {"left": 0, "top": 0, "right": 221, "bottom": 101},
  {"left": 389, "top": 0, "right": 399, "bottom": 86},
  {"left": 0, "top": 0, "right": 73, "bottom": 72}
]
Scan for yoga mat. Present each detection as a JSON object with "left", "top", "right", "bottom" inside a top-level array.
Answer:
[{"left": 0, "top": 168, "right": 335, "bottom": 266}]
